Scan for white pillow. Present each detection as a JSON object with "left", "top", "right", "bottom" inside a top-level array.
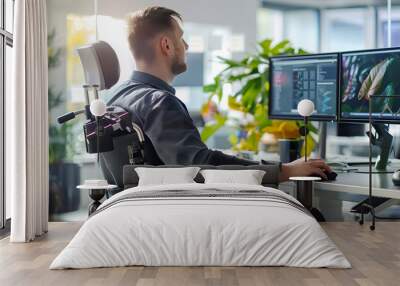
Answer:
[
  {"left": 200, "top": 169, "right": 266, "bottom": 185},
  {"left": 135, "top": 167, "right": 200, "bottom": 186}
]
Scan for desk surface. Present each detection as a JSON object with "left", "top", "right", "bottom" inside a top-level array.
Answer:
[
  {"left": 314, "top": 172, "right": 400, "bottom": 199},
  {"left": 257, "top": 152, "right": 400, "bottom": 199}
]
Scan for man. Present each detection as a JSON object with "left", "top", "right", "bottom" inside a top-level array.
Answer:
[{"left": 101, "top": 6, "right": 331, "bottom": 187}]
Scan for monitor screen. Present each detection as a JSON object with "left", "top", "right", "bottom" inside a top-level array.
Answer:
[
  {"left": 340, "top": 48, "right": 400, "bottom": 122},
  {"left": 269, "top": 54, "right": 338, "bottom": 121}
]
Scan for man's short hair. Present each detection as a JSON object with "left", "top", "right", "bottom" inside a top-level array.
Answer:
[{"left": 127, "top": 6, "right": 182, "bottom": 61}]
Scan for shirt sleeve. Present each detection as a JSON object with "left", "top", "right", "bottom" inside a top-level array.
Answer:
[{"left": 143, "top": 94, "right": 259, "bottom": 166}]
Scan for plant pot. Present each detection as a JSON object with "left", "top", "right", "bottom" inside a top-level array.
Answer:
[{"left": 49, "top": 162, "right": 81, "bottom": 214}]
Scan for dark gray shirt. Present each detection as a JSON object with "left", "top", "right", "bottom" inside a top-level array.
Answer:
[{"left": 100, "top": 71, "right": 280, "bottom": 188}]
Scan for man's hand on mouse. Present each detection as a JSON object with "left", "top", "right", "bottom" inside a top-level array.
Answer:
[{"left": 279, "top": 158, "right": 332, "bottom": 182}]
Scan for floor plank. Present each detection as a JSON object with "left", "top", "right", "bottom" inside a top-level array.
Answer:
[{"left": 0, "top": 222, "right": 399, "bottom": 286}]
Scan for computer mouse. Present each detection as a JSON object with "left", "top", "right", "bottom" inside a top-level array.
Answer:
[
  {"left": 323, "top": 170, "right": 337, "bottom": 181},
  {"left": 392, "top": 170, "right": 400, "bottom": 186}
]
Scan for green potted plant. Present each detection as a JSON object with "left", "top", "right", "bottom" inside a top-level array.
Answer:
[
  {"left": 201, "top": 39, "right": 317, "bottom": 156},
  {"left": 48, "top": 30, "right": 81, "bottom": 216}
]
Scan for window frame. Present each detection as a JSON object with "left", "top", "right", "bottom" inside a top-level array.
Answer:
[
  {"left": 0, "top": 0, "right": 14, "bottom": 234},
  {"left": 259, "top": 2, "right": 397, "bottom": 52}
]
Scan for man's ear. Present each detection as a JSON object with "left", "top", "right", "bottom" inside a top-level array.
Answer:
[{"left": 160, "top": 35, "right": 173, "bottom": 56}]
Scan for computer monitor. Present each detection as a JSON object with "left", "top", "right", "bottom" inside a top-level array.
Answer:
[
  {"left": 340, "top": 47, "right": 400, "bottom": 123},
  {"left": 269, "top": 54, "right": 339, "bottom": 121}
]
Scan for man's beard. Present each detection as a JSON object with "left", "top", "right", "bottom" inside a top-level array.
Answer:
[{"left": 171, "top": 56, "right": 187, "bottom": 76}]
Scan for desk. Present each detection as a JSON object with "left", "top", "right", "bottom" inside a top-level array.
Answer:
[
  {"left": 315, "top": 172, "right": 400, "bottom": 199},
  {"left": 280, "top": 169, "right": 400, "bottom": 220},
  {"left": 256, "top": 151, "right": 400, "bottom": 218}
]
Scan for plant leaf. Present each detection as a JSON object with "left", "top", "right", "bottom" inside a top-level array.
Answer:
[
  {"left": 203, "top": 83, "right": 218, "bottom": 93},
  {"left": 241, "top": 78, "right": 262, "bottom": 112},
  {"left": 297, "top": 48, "right": 308, "bottom": 55},
  {"left": 228, "top": 96, "right": 245, "bottom": 111},
  {"left": 258, "top": 39, "right": 272, "bottom": 54},
  {"left": 200, "top": 114, "right": 227, "bottom": 142},
  {"left": 200, "top": 37, "right": 316, "bottom": 153},
  {"left": 271, "top": 40, "right": 290, "bottom": 54},
  {"left": 307, "top": 122, "right": 318, "bottom": 134},
  {"left": 227, "top": 71, "right": 254, "bottom": 82},
  {"left": 238, "top": 129, "right": 260, "bottom": 152},
  {"left": 217, "top": 56, "right": 243, "bottom": 68},
  {"left": 300, "top": 134, "right": 315, "bottom": 157},
  {"left": 229, "top": 133, "right": 239, "bottom": 147},
  {"left": 254, "top": 104, "right": 272, "bottom": 130}
]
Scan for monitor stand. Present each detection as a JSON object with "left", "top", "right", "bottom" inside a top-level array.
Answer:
[
  {"left": 328, "top": 123, "right": 396, "bottom": 173},
  {"left": 351, "top": 124, "right": 394, "bottom": 219},
  {"left": 367, "top": 123, "right": 393, "bottom": 171}
]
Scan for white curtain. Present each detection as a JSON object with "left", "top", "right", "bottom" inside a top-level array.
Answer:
[{"left": 7, "top": 0, "right": 49, "bottom": 242}]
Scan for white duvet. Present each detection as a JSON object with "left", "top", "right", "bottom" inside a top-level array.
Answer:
[{"left": 50, "top": 183, "right": 351, "bottom": 269}]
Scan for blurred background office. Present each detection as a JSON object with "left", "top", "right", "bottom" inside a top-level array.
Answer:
[{"left": 34, "top": 0, "right": 400, "bottom": 221}]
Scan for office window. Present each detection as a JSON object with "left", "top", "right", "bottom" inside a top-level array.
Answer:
[
  {"left": 259, "top": 5, "right": 378, "bottom": 53},
  {"left": 257, "top": 8, "right": 284, "bottom": 42},
  {"left": 1, "top": 0, "right": 14, "bottom": 230},
  {"left": 173, "top": 22, "right": 233, "bottom": 112},
  {"left": 257, "top": 8, "right": 318, "bottom": 52},
  {"left": 378, "top": 6, "right": 400, "bottom": 48},
  {"left": 285, "top": 10, "right": 319, "bottom": 53},
  {"left": 320, "top": 8, "right": 375, "bottom": 52},
  {"left": 258, "top": 8, "right": 319, "bottom": 52}
]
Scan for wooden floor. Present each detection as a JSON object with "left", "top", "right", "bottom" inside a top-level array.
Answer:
[{"left": 0, "top": 222, "right": 400, "bottom": 286}]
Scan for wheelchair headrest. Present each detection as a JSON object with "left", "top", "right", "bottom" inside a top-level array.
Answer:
[{"left": 77, "top": 41, "right": 120, "bottom": 90}]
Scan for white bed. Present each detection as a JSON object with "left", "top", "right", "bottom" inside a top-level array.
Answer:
[{"left": 50, "top": 183, "right": 351, "bottom": 269}]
